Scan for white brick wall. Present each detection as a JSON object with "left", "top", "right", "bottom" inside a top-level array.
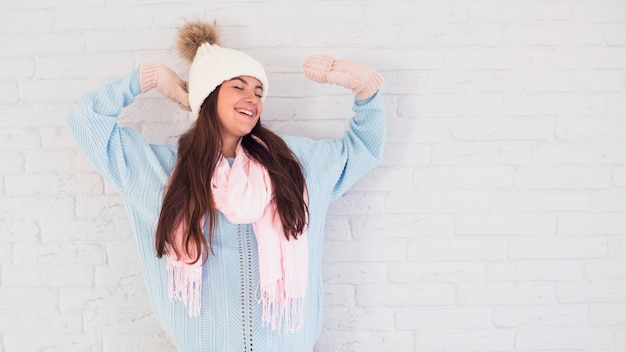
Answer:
[{"left": 1, "top": 0, "right": 625, "bottom": 351}]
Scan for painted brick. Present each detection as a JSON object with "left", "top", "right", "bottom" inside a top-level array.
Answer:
[
  {"left": 356, "top": 283, "right": 456, "bottom": 307},
  {"left": 83, "top": 310, "right": 163, "bottom": 334},
  {"left": 548, "top": 47, "right": 626, "bottom": 69},
  {"left": 514, "top": 166, "right": 613, "bottom": 189},
  {"left": 556, "top": 119, "right": 626, "bottom": 141},
  {"left": 450, "top": 118, "right": 554, "bottom": 141},
  {"left": 323, "top": 239, "right": 408, "bottom": 263},
  {"left": 558, "top": 212, "right": 626, "bottom": 235},
  {"left": 414, "top": 328, "right": 516, "bottom": 351},
  {"left": 0, "top": 33, "right": 85, "bottom": 56},
  {"left": 516, "top": 327, "right": 614, "bottom": 350},
  {"left": 323, "top": 307, "right": 395, "bottom": 331},
  {"left": 0, "top": 245, "right": 11, "bottom": 265},
  {"left": 558, "top": 281, "right": 626, "bottom": 303},
  {"left": 585, "top": 259, "right": 626, "bottom": 280},
  {"left": 430, "top": 143, "right": 533, "bottom": 166},
  {"left": 493, "top": 305, "right": 589, "bottom": 327},
  {"left": 2, "top": 0, "right": 626, "bottom": 351},
  {"left": 0, "top": 221, "right": 39, "bottom": 242},
  {"left": 24, "top": 150, "right": 95, "bottom": 173},
  {"left": 0, "top": 288, "right": 57, "bottom": 310},
  {"left": 504, "top": 24, "right": 604, "bottom": 46},
  {"left": 455, "top": 213, "right": 556, "bottom": 236},
  {"left": 322, "top": 284, "right": 355, "bottom": 308},
  {"left": 0, "top": 104, "right": 74, "bottom": 128},
  {"left": 2, "top": 265, "right": 93, "bottom": 287},
  {"left": 1, "top": 311, "right": 82, "bottom": 334},
  {"left": 604, "top": 24, "right": 626, "bottom": 45},
  {"left": 408, "top": 237, "right": 508, "bottom": 261},
  {"left": 396, "top": 307, "right": 493, "bottom": 329},
  {"left": 388, "top": 261, "right": 485, "bottom": 283},
  {"left": 532, "top": 143, "right": 626, "bottom": 165},
  {"left": 13, "top": 243, "right": 106, "bottom": 265},
  {"left": 386, "top": 190, "right": 489, "bottom": 213},
  {"left": 322, "top": 262, "right": 388, "bottom": 285},
  {"left": 5, "top": 173, "right": 103, "bottom": 196},
  {"left": 572, "top": 0, "right": 626, "bottom": 21},
  {"left": 399, "top": 94, "right": 502, "bottom": 118},
  {"left": 39, "top": 218, "right": 133, "bottom": 242},
  {"left": 526, "top": 70, "right": 623, "bottom": 92},
  {"left": 60, "top": 287, "right": 151, "bottom": 312},
  {"left": 0, "top": 10, "right": 54, "bottom": 34},
  {"left": 54, "top": 8, "right": 153, "bottom": 30},
  {"left": 427, "top": 70, "right": 524, "bottom": 93},
  {"left": 352, "top": 214, "right": 454, "bottom": 238},
  {"left": 315, "top": 330, "right": 413, "bottom": 352},
  {"left": 457, "top": 282, "right": 558, "bottom": 305},
  {"left": 504, "top": 94, "right": 607, "bottom": 116},
  {"left": 387, "top": 118, "right": 452, "bottom": 143},
  {"left": 0, "top": 152, "right": 24, "bottom": 173},
  {"left": 487, "top": 260, "right": 584, "bottom": 281},
  {"left": 589, "top": 303, "right": 626, "bottom": 326},
  {"left": 103, "top": 333, "right": 176, "bottom": 352},
  {"left": 0, "top": 129, "right": 40, "bottom": 149},
  {"left": 3, "top": 335, "right": 102, "bottom": 352},
  {"left": 508, "top": 237, "right": 606, "bottom": 259},
  {"left": 490, "top": 190, "right": 593, "bottom": 212},
  {"left": 0, "top": 197, "right": 74, "bottom": 220},
  {"left": 413, "top": 166, "right": 514, "bottom": 189},
  {"left": 0, "top": 59, "right": 35, "bottom": 80}
]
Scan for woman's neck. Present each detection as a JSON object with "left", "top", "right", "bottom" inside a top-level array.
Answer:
[{"left": 222, "top": 137, "right": 240, "bottom": 158}]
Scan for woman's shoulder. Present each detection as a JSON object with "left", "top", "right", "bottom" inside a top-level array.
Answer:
[{"left": 281, "top": 134, "right": 317, "bottom": 158}]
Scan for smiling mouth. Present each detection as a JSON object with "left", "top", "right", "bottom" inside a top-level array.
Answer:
[{"left": 235, "top": 108, "right": 254, "bottom": 117}]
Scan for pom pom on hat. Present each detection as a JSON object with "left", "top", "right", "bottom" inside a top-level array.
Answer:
[
  {"left": 177, "top": 20, "right": 269, "bottom": 120},
  {"left": 176, "top": 20, "right": 220, "bottom": 64}
]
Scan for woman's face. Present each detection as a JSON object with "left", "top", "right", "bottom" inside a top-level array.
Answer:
[{"left": 216, "top": 76, "right": 264, "bottom": 142}]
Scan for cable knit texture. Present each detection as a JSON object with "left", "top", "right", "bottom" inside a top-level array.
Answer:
[{"left": 65, "top": 68, "right": 386, "bottom": 351}]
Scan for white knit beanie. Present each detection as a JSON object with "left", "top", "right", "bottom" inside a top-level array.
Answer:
[{"left": 177, "top": 21, "right": 269, "bottom": 120}]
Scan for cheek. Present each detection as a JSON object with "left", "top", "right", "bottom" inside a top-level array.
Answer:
[{"left": 216, "top": 99, "right": 231, "bottom": 119}]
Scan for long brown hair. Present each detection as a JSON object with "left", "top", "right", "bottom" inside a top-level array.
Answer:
[{"left": 155, "top": 85, "right": 308, "bottom": 264}]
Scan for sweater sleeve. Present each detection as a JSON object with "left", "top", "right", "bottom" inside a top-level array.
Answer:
[
  {"left": 286, "top": 91, "right": 387, "bottom": 202},
  {"left": 65, "top": 68, "right": 173, "bottom": 193}
]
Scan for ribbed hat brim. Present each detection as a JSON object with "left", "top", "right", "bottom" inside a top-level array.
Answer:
[{"left": 188, "top": 43, "right": 269, "bottom": 120}]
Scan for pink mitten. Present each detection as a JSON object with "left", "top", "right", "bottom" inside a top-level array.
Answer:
[
  {"left": 140, "top": 63, "right": 190, "bottom": 111},
  {"left": 302, "top": 54, "right": 383, "bottom": 100}
]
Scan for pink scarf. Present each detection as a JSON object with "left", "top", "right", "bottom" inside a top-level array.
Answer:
[{"left": 165, "top": 142, "right": 308, "bottom": 332}]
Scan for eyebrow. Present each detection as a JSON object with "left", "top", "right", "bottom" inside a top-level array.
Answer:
[{"left": 231, "top": 77, "right": 263, "bottom": 92}]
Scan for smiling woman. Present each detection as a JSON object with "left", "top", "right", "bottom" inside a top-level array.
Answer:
[
  {"left": 64, "top": 19, "right": 385, "bottom": 352},
  {"left": 216, "top": 76, "right": 264, "bottom": 157}
]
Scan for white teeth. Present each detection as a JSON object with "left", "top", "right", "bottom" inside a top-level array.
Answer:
[{"left": 236, "top": 108, "right": 253, "bottom": 116}]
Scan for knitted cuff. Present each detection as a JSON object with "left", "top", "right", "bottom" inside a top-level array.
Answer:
[
  {"left": 356, "top": 70, "right": 384, "bottom": 100},
  {"left": 139, "top": 63, "right": 158, "bottom": 93}
]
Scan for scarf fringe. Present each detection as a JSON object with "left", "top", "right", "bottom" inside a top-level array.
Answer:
[
  {"left": 165, "top": 141, "right": 308, "bottom": 330},
  {"left": 167, "top": 258, "right": 202, "bottom": 317},
  {"left": 258, "top": 282, "right": 306, "bottom": 333}
]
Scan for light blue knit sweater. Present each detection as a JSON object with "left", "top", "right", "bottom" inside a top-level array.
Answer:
[{"left": 65, "top": 68, "right": 386, "bottom": 352}]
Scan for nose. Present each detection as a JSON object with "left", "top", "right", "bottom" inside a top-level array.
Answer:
[{"left": 243, "top": 90, "right": 260, "bottom": 103}]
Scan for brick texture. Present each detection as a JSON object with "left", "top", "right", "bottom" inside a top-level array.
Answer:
[{"left": 1, "top": 0, "right": 625, "bottom": 351}]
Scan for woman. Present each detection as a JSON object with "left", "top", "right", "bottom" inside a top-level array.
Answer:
[{"left": 66, "top": 20, "right": 385, "bottom": 351}]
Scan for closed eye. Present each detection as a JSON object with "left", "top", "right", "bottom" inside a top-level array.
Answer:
[{"left": 228, "top": 77, "right": 263, "bottom": 98}]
